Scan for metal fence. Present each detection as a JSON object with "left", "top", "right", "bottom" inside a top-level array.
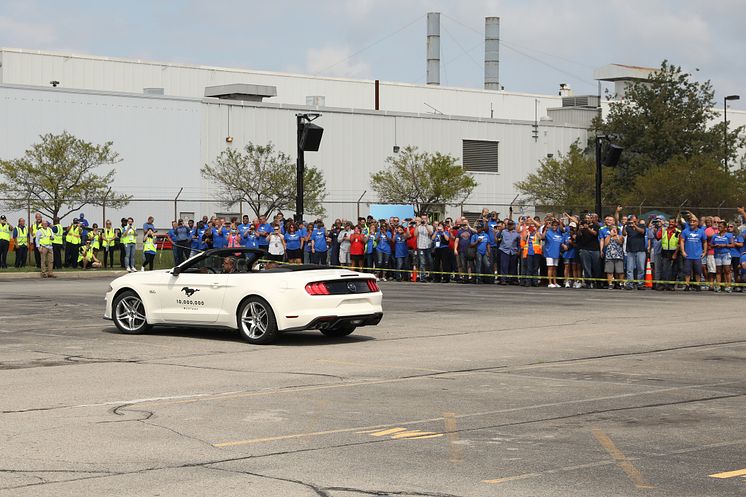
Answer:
[{"left": 1, "top": 197, "right": 744, "bottom": 230}]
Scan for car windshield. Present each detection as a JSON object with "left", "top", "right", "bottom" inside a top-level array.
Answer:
[{"left": 179, "top": 250, "right": 260, "bottom": 274}]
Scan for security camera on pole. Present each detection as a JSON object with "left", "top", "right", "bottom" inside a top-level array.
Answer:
[{"left": 295, "top": 113, "right": 323, "bottom": 222}]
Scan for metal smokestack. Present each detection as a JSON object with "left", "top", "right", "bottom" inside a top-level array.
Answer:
[
  {"left": 485, "top": 17, "right": 500, "bottom": 90},
  {"left": 426, "top": 12, "right": 440, "bottom": 85}
]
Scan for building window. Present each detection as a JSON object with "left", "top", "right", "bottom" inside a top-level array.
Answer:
[{"left": 462, "top": 139, "right": 499, "bottom": 173}]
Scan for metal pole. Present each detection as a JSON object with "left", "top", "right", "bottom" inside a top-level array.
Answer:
[
  {"left": 356, "top": 190, "right": 367, "bottom": 220},
  {"left": 595, "top": 136, "right": 602, "bottom": 216},
  {"left": 374, "top": 80, "right": 380, "bottom": 110},
  {"left": 295, "top": 115, "right": 305, "bottom": 222},
  {"left": 724, "top": 97, "right": 728, "bottom": 169},
  {"left": 174, "top": 187, "right": 183, "bottom": 222}
]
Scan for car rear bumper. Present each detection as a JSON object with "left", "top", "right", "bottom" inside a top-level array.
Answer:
[{"left": 282, "top": 312, "right": 383, "bottom": 332}]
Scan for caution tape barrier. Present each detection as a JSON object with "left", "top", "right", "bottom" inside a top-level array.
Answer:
[{"left": 258, "top": 259, "right": 746, "bottom": 288}]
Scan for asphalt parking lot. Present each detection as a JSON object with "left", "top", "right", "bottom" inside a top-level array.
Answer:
[{"left": 1, "top": 276, "right": 745, "bottom": 497}]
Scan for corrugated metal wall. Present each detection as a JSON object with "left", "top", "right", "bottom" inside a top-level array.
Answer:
[
  {"left": 0, "top": 83, "right": 587, "bottom": 226},
  {"left": 0, "top": 49, "right": 562, "bottom": 122}
]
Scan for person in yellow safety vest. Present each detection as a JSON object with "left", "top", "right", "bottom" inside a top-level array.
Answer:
[
  {"left": 88, "top": 223, "right": 101, "bottom": 255},
  {"left": 30, "top": 212, "right": 43, "bottom": 269},
  {"left": 36, "top": 219, "right": 56, "bottom": 278},
  {"left": 51, "top": 216, "right": 64, "bottom": 270},
  {"left": 0, "top": 214, "right": 11, "bottom": 269},
  {"left": 141, "top": 231, "right": 157, "bottom": 271},
  {"left": 657, "top": 217, "right": 681, "bottom": 291},
  {"left": 520, "top": 218, "right": 543, "bottom": 287},
  {"left": 13, "top": 217, "right": 29, "bottom": 268},
  {"left": 78, "top": 239, "right": 101, "bottom": 269},
  {"left": 101, "top": 219, "right": 117, "bottom": 269},
  {"left": 65, "top": 219, "right": 82, "bottom": 268},
  {"left": 122, "top": 217, "right": 138, "bottom": 272}
]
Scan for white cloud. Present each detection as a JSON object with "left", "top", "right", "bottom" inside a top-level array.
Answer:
[{"left": 305, "top": 46, "right": 372, "bottom": 78}]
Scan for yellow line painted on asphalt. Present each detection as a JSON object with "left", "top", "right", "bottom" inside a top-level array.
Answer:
[
  {"left": 592, "top": 428, "right": 655, "bottom": 489},
  {"left": 444, "top": 412, "right": 463, "bottom": 463},
  {"left": 709, "top": 468, "right": 746, "bottom": 479},
  {"left": 211, "top": 380, "right": 740, "bottom": 448},
  {"left": 390, "top": 430, "right": 442, "bottom": 439},
  {"left": 370, "top": 428, "right": 408, "bottom": 437}
]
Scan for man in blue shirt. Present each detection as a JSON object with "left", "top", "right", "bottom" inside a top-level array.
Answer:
[
  {"left": 212, "top": 219, "right": 228, "bottom": 249},
  {"left": 256, "top": 215, "right": 273, "bottom": 250},
  {"left": 498, "top": 220, "right": 520, "bottom": 285},
  {"left": 470, "top": 224, "right": 490, "bottom": 284},
  {"left": 190, "top": 221, "right": 204, "bottom": 258},
  {"left": 310, "top": 220, "right": 329, "bottom": 265},
  {"left": 241, "top": 224, "right": 259, "bottom": 249},
  {"left": 679, "top": 217, "right": 707, "bottom": 291},
  {"left": 142, "top": 216, "right": 156, "bottom": 235},
  {"left": 174, "top": 219, "right": 192, "bottom": 264}
]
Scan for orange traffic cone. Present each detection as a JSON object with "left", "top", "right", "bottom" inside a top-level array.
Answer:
[
  {"left": 411, "top": 265, "right": 418, "bottom": 282},
  {"left": 644, "top": 260, "right": 653, "bottom": 288}
]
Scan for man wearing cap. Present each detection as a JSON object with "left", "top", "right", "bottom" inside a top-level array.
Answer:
[
  {"left": 36, "top": 219, "right": 55, "bottom": 278},
  {"left": 13, "top": 217, "right": 29, "bottom": 268},
  {"left": 0, "top": 215, "right": 11, "bottom": 268}
]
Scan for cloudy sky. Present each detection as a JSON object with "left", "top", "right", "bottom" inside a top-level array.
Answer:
[{"left": 1, "top": 0, "right": 743, "bottom": 107}]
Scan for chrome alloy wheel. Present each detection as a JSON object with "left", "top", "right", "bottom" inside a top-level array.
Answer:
[
  {"left": 115, "top": 295, "right": 147, "bottom": 332},
  {"left": 241, "top": 301, "right": 269, "bottom": 339}
]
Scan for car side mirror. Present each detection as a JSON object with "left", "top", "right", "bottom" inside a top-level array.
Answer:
[{"left": 171, "top": 267, "right": 181, "bottom": 276}]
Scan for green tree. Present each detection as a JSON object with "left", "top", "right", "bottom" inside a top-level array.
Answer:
[
  {"left": 595, "top": 60, "right": 745, "bottom": 191},
  {"left": 202, "top": 142, "right": 327, "bottom": 219},
  {"left": 369, "top": 146, "right": 477, "bottom": 215},
  {"left": 0, "top": 131, "right": 130, "bottom": 221},
  {"left": 514, "top": 141, "right": 600, "bottom": 211},
  {"left": 621, "top": 155, "right": 744, "bottom": 208}
]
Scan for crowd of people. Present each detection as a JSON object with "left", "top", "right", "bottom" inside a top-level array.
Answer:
[{"left": 1, "top": 207, "right": 745, "bottom": 292}]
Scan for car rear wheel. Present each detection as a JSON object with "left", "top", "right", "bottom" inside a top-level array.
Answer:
[
  {"left": 113, "top": 290, "right": 151, "bottom": 334},
  {"left": 237, "top": 297, "right": 279, "bottom": 345},
  {"left": 321, "top": 324, "right": 356, "bottom": 338}
]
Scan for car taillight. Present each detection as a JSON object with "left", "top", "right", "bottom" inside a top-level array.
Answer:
[
  {"left": 305, "top": 282, "right": 331, "bottom": 295},
  {"left": 366, "top": 279, "right": 380, "bottom": 292}
]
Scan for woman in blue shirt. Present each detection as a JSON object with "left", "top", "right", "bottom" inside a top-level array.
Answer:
[
  {"left": 375, "top": 223, "right": 392, "bottom": 281},
  {"left": 364, "top": 221, "right": 377, "bottom": 274},
  {"left": 561, "top": 223, "right": 580, "bottom": 288},
  {"left": 728, "top": 223, "right": 744, "bottom": 292},
  {"left": 710, "top": 221, "right": 734, "bottom": 293},
  {"left": 539, "top": 219, "right": 564, "bottom": 288},
  {"left": 284, "top": 223, "right": 303, "bottom": 264}
]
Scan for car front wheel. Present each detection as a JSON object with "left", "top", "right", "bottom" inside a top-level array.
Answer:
[
  {"left": 113, "top": 290, "right": 151, "bottom": 334},
  {"left": 237, "top": 297, "right": 279, "bottom": 345}
]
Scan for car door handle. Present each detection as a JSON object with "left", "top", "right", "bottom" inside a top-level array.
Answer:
[{"left": 211, "top": 282, "right": 221, "bottom": 288}]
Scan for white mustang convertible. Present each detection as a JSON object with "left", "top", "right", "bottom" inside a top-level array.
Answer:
[{"left": 103, "top": 248, "right": 383, "bottom": 344}]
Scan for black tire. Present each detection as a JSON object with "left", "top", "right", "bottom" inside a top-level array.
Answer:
[
  {"left": 112, "top": 290, "right": 151, "bottom": 335},
  {"left": 237, "top": 296, "right": 279, "bottom": 345},
  {"left": 321, "top": 324, "right": 357, "bottom": 338}
]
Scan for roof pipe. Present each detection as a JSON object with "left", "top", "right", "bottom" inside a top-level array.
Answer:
[
  {"left": 485, "top": 17, "right": 500, "bottom": 90},
  {"left": 426, "top": 12, "right": 440, "bottom": 85}
]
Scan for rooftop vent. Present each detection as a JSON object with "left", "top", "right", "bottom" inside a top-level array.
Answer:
[
  {"left": 561, "top": 95, "right": 600, "bottom": 108},
  {"left": 204, "top": 84, "right": 277, "bottom": 102}
]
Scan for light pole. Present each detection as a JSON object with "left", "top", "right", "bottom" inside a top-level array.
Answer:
[
  {"left": 594, "top": 135, "right": 623, "bottom": 216},
  {"left": 295, "top": 113, "right": 323, "bottom": 222},
  {"left": 724, "top": 95, "right": 740, "bottom": 169}
]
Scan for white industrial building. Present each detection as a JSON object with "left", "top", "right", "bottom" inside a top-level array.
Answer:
[{"left": 1, "top": 28, "right": 743, "bottom": 227}]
